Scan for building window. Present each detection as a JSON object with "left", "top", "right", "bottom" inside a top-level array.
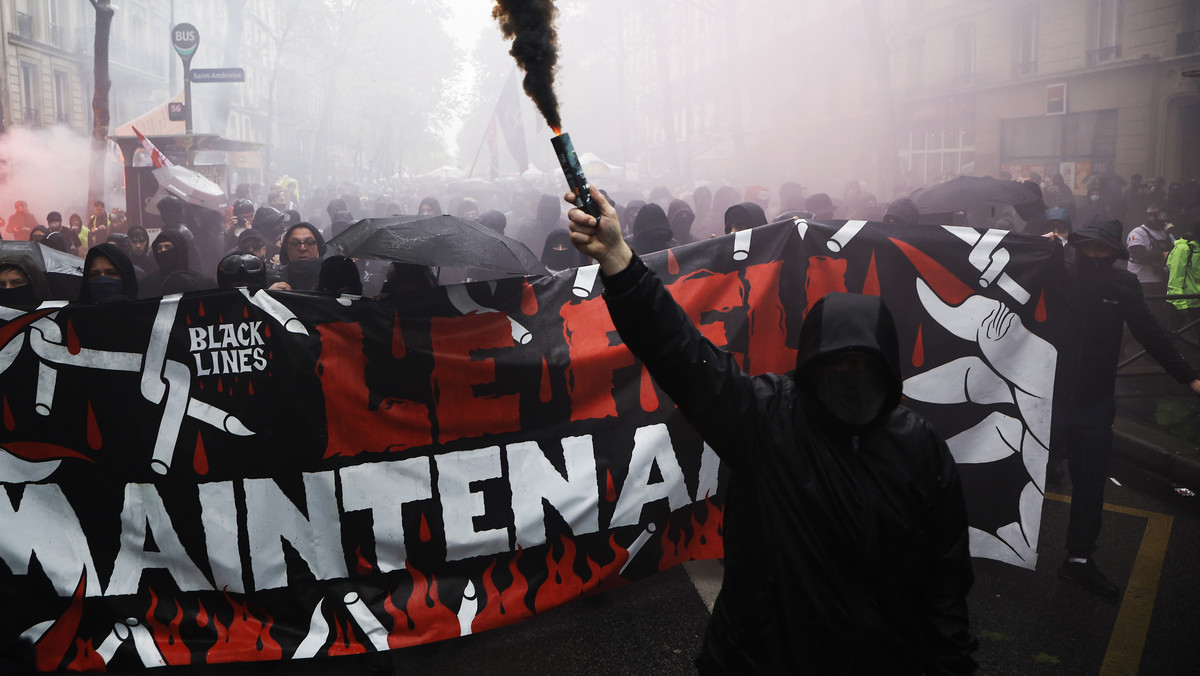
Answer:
[
  {"left": 954, "top": 23, "right": 976, "bottom": 85},
  {"left": 1000, "top": 110, "right": 1118, "bottom": 190},
  {"left": 898, "top": 122, "right": 976, "bottom": 186},
  {"left": 1013, "top": 6, "right": 1038, "bottom": 76},
  {"left": 48, "top": 0, "right": 63, "bottom": 47},
  {"left": 1088, "top": 0, "right": 1123, "bottom": 65},
  {"left": 20, "top": 62, "right": 39, "bottom": 126},
  {"left": 53, "top": 71, "right": 69, "bottom": 125},
  {"left": 15, "top": 0, "right": 35, "bottom": 40}
]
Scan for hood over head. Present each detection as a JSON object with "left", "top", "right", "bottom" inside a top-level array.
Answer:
[
  {"left": 152, "top": 229, "right": 191, "bottom": 274},
  {"left": 805, "top": 193, "right": 836, "bottom": 220},
  {"left": 724, "top": 201, "right": 768, "bottom": 234},
  {"left": 1069, "top": 218, "right": 1128, "bottom": 259},
  {"left": 883, "top": 198, "right": 920, "bottom": 226},
  {"left": 80, "top": 243, "right": 138, "bottom": 302},
  {"left": 251, "top": 206, "right": 288, "bottom": 236},
  {"left": 536, "top": 194, "right": 561, "bottom": 227},
  {"left": 0, "top": 255, "right": 50, "bottom": 305},
  {"left": 668, "top": 199, "right": 695, "bottom": 239},
  {"left": 541, "top": 229, "right": 583, "bottom": 271},
  {"left": 478, "top": 209, "right": 507, "bottom": 234},
  {"left": 632, "top": 203, "right": 675, "bottom": 254},
  {"left": 793, "top": 292, "right": 903, "bottom": 429},
  {"left": 317, "top": 255, "right": 363, "bottom": 295}
]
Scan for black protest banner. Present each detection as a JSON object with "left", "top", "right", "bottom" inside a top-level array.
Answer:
[{"left": 0, "top": 220, "right": 1060, "bottom": 670}]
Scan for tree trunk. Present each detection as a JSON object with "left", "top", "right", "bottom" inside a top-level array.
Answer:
[{"left": 89, "top": 0, "right": 114, "bottom": 208}]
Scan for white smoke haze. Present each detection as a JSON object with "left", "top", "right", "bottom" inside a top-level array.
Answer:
[{"left": 0, "top": 126, "right": 122, "bottom": 228}]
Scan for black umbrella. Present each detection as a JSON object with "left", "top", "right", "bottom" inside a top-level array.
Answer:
[
  {"left": 0, "top": 241, "right": 85, "bottom": 300},
  {"left": 326, "top": 215, "right": 546, "bottom": 277},
  {"left": 910, "top": 176, "right": 1043, "bottom": 214}
]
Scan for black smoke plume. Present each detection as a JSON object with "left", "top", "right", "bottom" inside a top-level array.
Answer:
[{"left": 492, "top": 0, "right": 562, "bottom": 132}]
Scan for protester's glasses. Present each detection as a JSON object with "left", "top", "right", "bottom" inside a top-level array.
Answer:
[{"left": 288, "top": 239, "right": 318, "bottom": 250}]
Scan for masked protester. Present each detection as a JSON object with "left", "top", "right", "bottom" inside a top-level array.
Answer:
[
  {"left": 140, "top": 230, "right": 214, "bottom": 298},
  {"left": 315, "top": 255, "right": 363, "bottom": 296},
  {"left": 270, "top": 223, "right": 326, "bottom": 291},
  {"left": 723, "top": 201, "right": 767, "bottom": 234},
  {"left": 78, "top": 243, "right": 138, "bottom": 304},
  {"left": 563, "top": 186, "right": 977, "bottom": 674},
  {"left": 217, "top": 253, "right": 267, "bottom": 291},
  {"left": 0, "top": 256, "right": 49, "bottom": 307},
  {"left": 1053, "top": 219, "right": 1200, "bottom": 596},
  {"left": 540, "top": 229, "right": 584, "bottom": 273},
  {"left": 127, "top": 225, "right": 157, "bottom": 275},
  {"left": 630, "top": 203, "right": 677, "bottom": 254}
]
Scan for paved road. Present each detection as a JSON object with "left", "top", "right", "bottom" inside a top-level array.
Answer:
[{"left": 84, "top": 464, "right": 1200, "bottom": 676}]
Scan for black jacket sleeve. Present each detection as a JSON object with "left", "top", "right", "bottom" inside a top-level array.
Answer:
[
  {"left": 1117, "top": 271, "right": 1197, "bottom": 383},
  {"left": 602, "top": 256, "right": 769, "bottom": 464}
]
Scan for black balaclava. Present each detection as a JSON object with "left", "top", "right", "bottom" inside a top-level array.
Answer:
[
  {"left": 79, "top": 243, "right": 138, "bottom": 303},
  {"left": 0, "top": 256, "right": 48, "bottom": 307},
  {"left": 667, "top": 199, "right": 695, "bottom": 242},
  {"left": 541, "top": 229, "right": 582, "bottom": 272},
  {"left": 632, "top": 203, "right": 674, "bottom": 254},
  {"left": 317, "top": 255, "right": 363, "bottom": 295},
  {"left": 152, "top": 229, "right": 191, "bottom": 275},
  {"left": 478, "top": 210, "right": 507, "bottom": 235},
  {"left": 793, "top": 292, "right": 903, "bottom": 432}
]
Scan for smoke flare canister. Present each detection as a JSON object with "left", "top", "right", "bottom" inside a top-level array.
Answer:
[{"left": 551, "top": 133, "right": 602, "bottom": 219}]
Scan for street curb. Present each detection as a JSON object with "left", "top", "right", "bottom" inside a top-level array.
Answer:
[{"left": 1113, "top": 417, "right": 1200, "bottom": 492}]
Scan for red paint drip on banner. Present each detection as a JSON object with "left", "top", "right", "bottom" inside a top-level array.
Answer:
[
  {"left": 206, "top": 593, "right": 282, "bottom": 663},
  {"left": 193, "top": 432, "right": 209, "bottom": 475},
  {"left": 805, "top": 256, "right": 849, "bottom": 316},
  {"left": 145, "top": 587, "right": 190, "bottom": 666},
  {"left": 1035, "top": 290, "right": 1047, "bottom": 322},
  {"left": 472, "top": 551, "right": 533, "bottom": 633},
  {"left": 197, "top": 302, "right": 206, "bottom": 317},
  {"left": 2, "top": 396, "right": 14, "bottom": 431},
  {"left": 243, "top": 305, "right": 250, "bottom": 319},
  {"left": 85, "top": 402, "right": 102, "bottom": 450},
  {"left": 35, "top": 571, "right": 87, "bottom": 671},
  {"left": 247, "top": 380, "right": 254, "bottom": 395},
  {"left": 263, "top": 324, "right": 270, "bottom": 338},
  {"left": 539, "top": 357, "right": 553, "bottom": 403},
  {"left": 521, "top": 280, "right": 538, "bottom": 315},
  {"left": 863, "top": 250, "right": 880, "bottom": 296},
  {"left": 355, "top": 546, "right": 373, "bottom": 575},
  {"left": 639, "top": 367, "right": 659, "bottom": 412},
  {"left": 217, "top": 378, "right": 224, "bottom": 393},
  {"left": 667, "top": 249, "right": 680, "bottom": 275},
  {"left": 419, "top": 513, "right": 432, "bottom": 543},
  {"left": 889, "top": 237, "right": 974, "bottom": 305},
  {"left": 66, "top": 319, "right": 80, "bottom": 356},
  {"left": 328, "top": 620, "right": 366, "bottom": 656},
  {"left": 912, "top": 324, "right": 925, "bottom": 368},
  {"left": 65, "top": 638, "right": 104, "bottom": 671},
  {"left": 605, "top": 469, "right": 617, "bottom": 503},
  {"left": 391, "top": 313, "right": 406, "bottom": 359}
]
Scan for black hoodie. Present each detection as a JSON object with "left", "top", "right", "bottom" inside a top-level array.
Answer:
[
  {"left": 601, "top": 256, "right": 976, "bottom": 675},
  {"left": 140, "top": 230, "right": 214, "bottom": 298},
  {"left": 0, "top": 255, "right": 50, "bottom": 307},
  {"left": 79, "top": 243, "right": 139, "bottom": 303}
]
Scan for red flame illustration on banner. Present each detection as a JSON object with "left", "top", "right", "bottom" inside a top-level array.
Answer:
[
  {"left": 383, "top": 564, "right": 459, "bottom": 649},
  {"left": 206, "top": 592, "right": 282, "bottom": 664},
  {"left": 659, "top": 497, "right": 725, "bottom": 570}
]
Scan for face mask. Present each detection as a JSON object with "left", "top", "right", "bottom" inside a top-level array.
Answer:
[
  {"left": 87, "top": 276, "right": 125, "bottom": 302},
  {"left": 1079, "top": 254, "right": 1117, "bottom": 275},
  {"left": 0, "top": 284, "right": 35, "bottom": 307},
  {"left": 289, "top": 257, "right": 322, "bottom": 274},
  {"left": 814, "top": 369, "right": 890, "bottom": 427}
]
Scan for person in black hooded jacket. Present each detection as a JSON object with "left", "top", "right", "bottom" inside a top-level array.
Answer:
[
  {"left": 139, "top": 230, "right": 214, "bottom": 298},
  {"left": 564, "top": 186, "right": 976, "bottom": 674},
  {"left": 1050, "top": 218, "right": 1200, "bottom": 596},
  {"left": 79, "top": 243, "right": 138, "bottom": 304}
]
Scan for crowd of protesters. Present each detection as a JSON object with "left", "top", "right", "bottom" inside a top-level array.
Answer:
[{"left": 1, "top": 170, "right": 1199, "bottom": 309}]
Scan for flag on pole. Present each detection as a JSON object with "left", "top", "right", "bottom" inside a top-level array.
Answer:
[{"left": 132, "top": 126, "right": 174, "bottom": 169}]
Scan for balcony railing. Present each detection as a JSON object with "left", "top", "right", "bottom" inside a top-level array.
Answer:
[
  {"left": 16, "top": 12, "right": 33, "bottom": 39},
  {"left": 49, "top": 24, "right": 63, "bottom": 48},
  {"left": 1178, "top": 30, "right": 1200, "bottom": 56},
  {"left": 1086, "top": 44, "right": 1122, "bottom": 66},
  {"left": 1012, "top": 60, "right": 1038, "bottom": 77},
  {"left": 23, "top": 109, "right": 39, "bottom": 126}
]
